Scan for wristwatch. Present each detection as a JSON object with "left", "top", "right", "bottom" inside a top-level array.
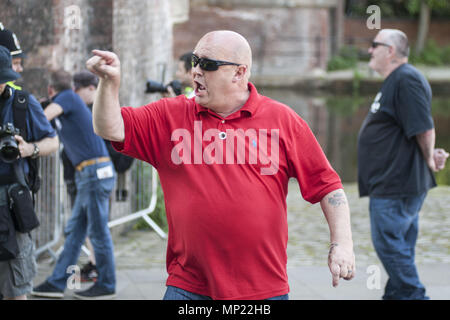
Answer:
[{"left": 31, "top": 143, "right": 40, "bottom": 159}]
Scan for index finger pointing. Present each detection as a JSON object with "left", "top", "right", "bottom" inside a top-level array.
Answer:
[
  {"left": 331, "top": 263, "right": 340, "bottom": 287},
  {"left": 91, "top": 50, "right": 117, "bottom": 63}
]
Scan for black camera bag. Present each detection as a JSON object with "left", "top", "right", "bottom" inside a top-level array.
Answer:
[
  {"left": 0, "top": 204, "right": 19, "bottom": 261},
  {"left": 8, "top": 183, "right": 40, "bottom": 233}
]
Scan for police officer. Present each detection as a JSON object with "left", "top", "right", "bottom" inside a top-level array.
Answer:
[
  {"left": 0, "top": 45, "right": 59, "bottom": 300},
  {"left": 0, "top": 23, "right": 26, "bottom": 89}
]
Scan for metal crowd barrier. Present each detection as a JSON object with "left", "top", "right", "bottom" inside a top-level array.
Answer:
[{"left": 33, "top": 149, "right": 166, "bottom": 261}]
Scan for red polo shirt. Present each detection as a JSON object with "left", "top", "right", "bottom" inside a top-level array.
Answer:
[{"left": 112, "top": 83, "right": 342, "bottom": 299}]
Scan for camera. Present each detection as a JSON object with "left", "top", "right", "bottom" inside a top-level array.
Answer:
[
  {"left": 145, "top": 79, "right": 182, "bottom": 96},
  {"left": 0, "top": 123, "right": 21, "bottom": 163}
]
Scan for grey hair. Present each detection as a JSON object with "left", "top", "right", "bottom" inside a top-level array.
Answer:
[{"left": 383, "top": 29, "right": 410, "bottom": 58}]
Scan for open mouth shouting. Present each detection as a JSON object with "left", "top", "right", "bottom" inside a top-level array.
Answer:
[{"left": 194, "top": 80, "right": 206, "bottom": 96}]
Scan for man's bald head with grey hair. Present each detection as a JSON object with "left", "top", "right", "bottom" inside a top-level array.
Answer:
[{"left": 379, "top": 29, "right": 410, "bottom": 58}]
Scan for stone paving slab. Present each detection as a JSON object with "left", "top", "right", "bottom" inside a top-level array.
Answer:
[
  {"left": 30, "top": 181, "right": 450, "bottom": 300},
  {"left": 31, "top": 262, "right": 450, "bottom": 300}
]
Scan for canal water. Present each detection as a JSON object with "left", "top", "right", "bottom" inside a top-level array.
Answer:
[
  {"left": 259, "top": 88, "right": 450, "bottom": 185},
  {"left": 256, "top": 88, "right": 450, "bottom": 266}
]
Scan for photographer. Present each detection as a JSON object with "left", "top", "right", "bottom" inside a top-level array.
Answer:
[
  {"left": 175, "top": 52, "right": 195, "bottom": 98},
  {"left": 147, "top": 52, "right": 195, "bottom": 99},
  {"left": 0, "top": 45, "right": 58, "bottom": 300},
  {"left": 32, "top": 70, "right": 116, "bottom": 300},
  {"left": 71, "top": 70, "right": 134, "bottom": 283}
]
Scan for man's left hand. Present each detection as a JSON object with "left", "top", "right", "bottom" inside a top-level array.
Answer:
[{"left": 15, "top": 135, "right": 34, "bottom": 158}]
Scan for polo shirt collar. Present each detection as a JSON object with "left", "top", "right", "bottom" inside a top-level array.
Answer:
[{"left": 195, "top": 82, "right": 260, "bottom": 118}]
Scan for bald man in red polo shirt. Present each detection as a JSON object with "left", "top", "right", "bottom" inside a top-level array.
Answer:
[{"left": 87, "top": 30, "right": 355, "bottom": 300}]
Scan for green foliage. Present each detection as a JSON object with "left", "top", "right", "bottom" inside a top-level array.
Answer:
[
  {"left": 345, "top": 0, "right": 450, "bottom": 18},
  {"left": 435, "top": 163, "right": 450, "bottom": 186},
  {"left": 409, "top": 40, "right": 450, "bottom": 66},
  {"left": 327, "top": 46, "right": 359, "bottom": 71},
  {"left": 132, "top": 166, "right": 168, "bottom": 232},
  {"left": 406, "top": 0, "right": 450, "bottom": 15},
  {"left": 133, "top": 178, "right": 168, "bottom": 231}
]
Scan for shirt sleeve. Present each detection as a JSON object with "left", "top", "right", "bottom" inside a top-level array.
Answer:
[
  {"left": 287, "top": 117, "right": 343, "bottom": 204},
  {"left": 27, "top": 94, "right": 57, "bottom": 141},
  {"left": 395, "top": 76, "right": 434, "bottom": 139},
  {"left": 111, "top": 100, "right": 170, "bottom": 169},
  {"left": 53, "top": 90, "right": 74, "bottom": 115}
]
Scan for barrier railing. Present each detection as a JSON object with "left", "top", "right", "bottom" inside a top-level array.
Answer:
[
  {"left": 108, "top": 163, "right": 166, "bottom": 238},
  {"left": 33, "top": 150, "right": 166, "bottom": 261}
]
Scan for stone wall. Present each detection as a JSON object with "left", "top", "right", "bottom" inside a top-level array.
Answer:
[
  {"left": 173, "top": 5, "right": 335, "bottom": 78},
  {"left": 0, "top": 0, "right": 179, "bottom": 248},
  {"left": 113, "top": 0, "right": 173, "bottom": 108},
  {"left": 0, "top": 0, "right": 114, "bottom": 98},
  {"left": 345, "top": 17, "right": 450, "bottom": 49}
]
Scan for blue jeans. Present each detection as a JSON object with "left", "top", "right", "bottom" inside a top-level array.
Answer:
[
  {"left": 163, "top": 286, "right": 289, "bottom": 300},
  {"left": 48, "top": 162, "right": 116, "bottom": 292},
  {"left": 369, "top": 193, "right": 428, "bottom": 300}
]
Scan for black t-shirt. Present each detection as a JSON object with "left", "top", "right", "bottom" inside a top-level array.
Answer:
[{"left": 357, "top": 63, "right": 436, "bottom": 197}]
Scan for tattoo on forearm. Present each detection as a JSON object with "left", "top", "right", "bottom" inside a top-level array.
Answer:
[
  {"left": 327, "top": 192, "right": 346, "bottom": 208},
  {"left": 329, "top": 242, "right": 339, "bottom": 255}
]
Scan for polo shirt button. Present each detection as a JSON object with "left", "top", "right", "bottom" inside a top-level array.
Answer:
[
  {"left": 219, "top": 132, "right": 227, "bottom": 140},
  {"left": 221, "top": 120, "right": 225, "bottom": 124}
]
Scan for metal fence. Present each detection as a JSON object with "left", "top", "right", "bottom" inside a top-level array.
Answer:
[{"left": 33, "top": 148, "right": 165, "bottom": 261}]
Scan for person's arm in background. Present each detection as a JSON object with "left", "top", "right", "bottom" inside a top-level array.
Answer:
[
  {"left": 320, "top": 188, "right": 356, "bottom": 287},
  {"left": 86, "top": 50, "right": 124, "bottom": 142},
  {"left": 44, "top": 102, "right": 63, "bottom": 121}
]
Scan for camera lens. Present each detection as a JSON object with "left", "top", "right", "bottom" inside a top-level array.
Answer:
[{"left": 0, "top": 136, "right": 20, "bottom": 163}]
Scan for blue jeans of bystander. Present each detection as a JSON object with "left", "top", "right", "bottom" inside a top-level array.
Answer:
[
  {"left": 47, "top": 162, "right": 116, "bottom": 292},
  {"left": 369, "top": 193, "right": 428, "bottom": 300}
]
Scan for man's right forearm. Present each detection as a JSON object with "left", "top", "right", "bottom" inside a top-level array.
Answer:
[
  {"left": 416, "top": 128, "right": 436, "bottom": 171},
  {"left": 93, "top": 80, "right": 125, "bottom": 142}
]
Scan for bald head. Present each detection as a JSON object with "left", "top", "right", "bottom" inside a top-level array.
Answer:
[
  {"left": 195, "top": 30, "right": 252, "bottom": 77},
  {"left": 379, "top": 29, "right": 409, "bottom": 58}
]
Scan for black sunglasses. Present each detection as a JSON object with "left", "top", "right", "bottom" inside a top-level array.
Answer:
[
  {"left": 371, "top": 41, "right": 392, "bottom": 49},
  {"left": 191, "top": 54, "right": 241, "bottom": 71}
]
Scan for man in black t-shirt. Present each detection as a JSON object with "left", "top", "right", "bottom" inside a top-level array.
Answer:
[{"left": 358, "top": 29, "right": 448, "bottom": 300}]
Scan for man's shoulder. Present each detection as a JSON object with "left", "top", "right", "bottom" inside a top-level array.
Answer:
[
  {"left": 11, "top": 87, "right": 42, "bottom": 110},
  {"left": 257, "top": 93, "right": 303, "bottom": 121},
  {"left": 53, "top": 89, "right": 81, "bottom": 104},
  {"left": 395, "top": 64, "right": 431, "bottom": 96},
  {"left": 395, "top": 63, "right": 428, "bottom": 83}
]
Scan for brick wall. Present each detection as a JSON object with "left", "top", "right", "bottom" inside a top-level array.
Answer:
[
  {"left": 344, "top": 17, "right": 450, "bottom": 48},
  {"left": 0, "top": 0, "right": 177, "bottom": 245},
  {"left": 0, "top": 0, "right": 114, "bottom": 98},
  {"left": 173, "top": 5, "right": 333, "bottom": 77}
]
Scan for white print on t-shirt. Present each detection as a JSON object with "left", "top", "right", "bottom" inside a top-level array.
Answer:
[
  {"left": 171, "top": 121, "right": 279, "bottom": 175},
  {"left": 370, "top": 92, "right": 382, "bottom": 113}
]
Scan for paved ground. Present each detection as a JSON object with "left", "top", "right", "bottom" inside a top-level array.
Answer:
[{"left": 31, "top": 181, "right": 450, "bottom": 300}]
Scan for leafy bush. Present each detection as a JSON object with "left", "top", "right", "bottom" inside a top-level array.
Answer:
[
  {"left": 327, "top": 46, "right": 359, "bottom": 71},
  {"left": 409, "top": 39, "right": 450, "bottom": 66}
]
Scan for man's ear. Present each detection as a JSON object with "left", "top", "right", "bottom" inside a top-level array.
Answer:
[
  {"left": 232, "top": 65, "right": 248, "bottom": 82},
  {"left": 388, "top": 45, "right": 397, "bottom": 60}
]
